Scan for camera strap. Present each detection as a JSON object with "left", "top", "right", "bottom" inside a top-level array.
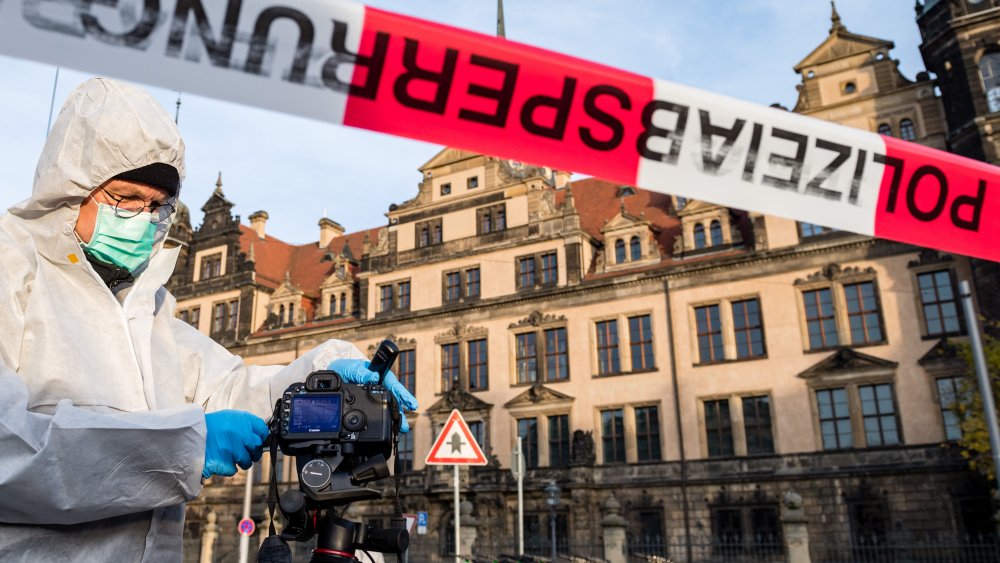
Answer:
[
  {"left": 258, "top": 416, "right": 292, "bottom": 563},
  {"left": 391, "top": 438, "right": 404, "bottom": 563}
]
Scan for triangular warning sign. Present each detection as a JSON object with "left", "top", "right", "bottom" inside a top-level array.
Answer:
[{"left": 425, "top": 409, "right": 488, "bottom": 465}]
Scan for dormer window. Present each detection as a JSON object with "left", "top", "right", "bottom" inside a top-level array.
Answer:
[
  {"left": 710, "top": 220, "right": 724, "bottom": 246},
  {"left": 630, "top": 236, "right": 641, "bottom": 261},
  {"left": 615, "top": 239, "right": 626, "bottom": 263},
  {"left": 693, "top": 224, "right": 707, "bottom": 249},
  {"left": 843, "top": 81, "right": 857, "bottom": 94},
  {"left": 468, "top": 176, "right": 479, "bottom": 189}
]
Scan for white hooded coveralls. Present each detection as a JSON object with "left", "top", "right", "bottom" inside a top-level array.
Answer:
[{"left": 0, "top": 78, "right": 364, "bottom": 561}]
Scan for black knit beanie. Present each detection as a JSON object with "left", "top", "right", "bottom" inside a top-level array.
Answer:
[{"left": 113, "top": 163, "right": 180, "bottom": 197}]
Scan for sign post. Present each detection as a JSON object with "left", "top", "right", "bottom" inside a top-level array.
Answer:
[
  {"left": 512, "top": 436, "right": 525, "bottom": 555},
  {"left": 425, "top": 410, "right": 488, "bottom": 563}
]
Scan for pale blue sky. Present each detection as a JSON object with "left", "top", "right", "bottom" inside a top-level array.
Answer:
[{"left": 0, "top": 1, "right": 926, "bottom": 244}]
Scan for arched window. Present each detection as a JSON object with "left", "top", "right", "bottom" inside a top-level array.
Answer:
[
  {"left": 979, "top": 52, "right": 1000, "bottom": 113},
  {"left": 899, "top": 119, "right": 916, "bottom": 141},
  {"left": 877, "top": 123, "right": 892, "bottom": 137},
  {"left": 710, "top": 220, "right": 724, "bottom": 246},
  {"left": 278, "top": 304, "right": 285, "bottom": 324},
  {"left": 328, "top": 294, "right": 335, "bottom": 316},
  {"left": 288, "top": 303, "right": 295, "bottom": 324},
  {"left": 340, "top": 293, "right": 347, "bottom": 316},
  {"left": 843, "top": 82, "right": 857, "bottom": 94},
  {"left": 630, "top": 236, "right": 642, "bottom": 261},
  {"left": 615, "top": 239, "right": 627, "bottom": 263},
  {"left": 693, "top": 224, "right": 706, "bottom": 249}
]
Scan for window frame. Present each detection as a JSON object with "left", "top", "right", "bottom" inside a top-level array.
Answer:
[
  {"left": 810, "top": 380, "right": 904, "bottom": 451},
  {"left": 512, "top": 321, "right": 571, "bottom": 385},
  {"left": 796, "top": 273, "right": 888, "bottom": 352},
  {"left": 395, "top": 348, "right": 417, "bottom": 396},
  {"left": 377, "top": 279, "right": 412, "bottom": 314},
  {"left": 912, "top": 267, "right": 965, "bottom": 339},
  {"left": 440, "top": 342, "right": 460, "bottom": 393},
  {"left": 477, "top": 203, "right": 507, "bottom": 235},
  {"left": 700, "top": 392, "right": 777, "bottom": 458},
  {"left": 467, "top": 338, "right": 489, "bottom": 391},
  {"left": 416, "top": 218, "right": 443, "bottom": 248}
]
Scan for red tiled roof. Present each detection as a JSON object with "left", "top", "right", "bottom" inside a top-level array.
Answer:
[
  {"left": 239, "top": 224, "right": 382, "bottom": 296},
  {"left": 557, "top": 177, "right": 681, "bottom": 257}
]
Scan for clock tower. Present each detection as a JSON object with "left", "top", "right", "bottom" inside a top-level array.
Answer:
[{"left": 916, "top": 0, "right": 1000, "bottom": 163}]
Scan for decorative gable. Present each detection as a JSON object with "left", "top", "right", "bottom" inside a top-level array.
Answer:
[
  {"left": 597, "top": 203, "right": 661, "bottom": 273},
  {"left": 504, "top": 384, "right": 574, "bottom": 418},
  {"left": 798, "top": 348, "right": 898, "bottom": 384},
  {"left": 673, "top": 200, "right": 741, "bottom": 257}
]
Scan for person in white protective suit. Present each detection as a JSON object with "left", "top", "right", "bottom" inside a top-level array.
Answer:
[{"left": 0, "top": 77, "right": 417, "bottom": 562}]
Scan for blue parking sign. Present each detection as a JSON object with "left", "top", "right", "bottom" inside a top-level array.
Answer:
[{"left": 417, "top": 511, "right": 428, "bottom": 527}]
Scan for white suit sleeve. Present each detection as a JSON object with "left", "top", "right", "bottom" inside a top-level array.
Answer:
[
  {"left": 0, "top": 364, "right": 206, "bottom": 526},
  {"left": 0, "top": 242, "right": 207, "bottom": 526},
  {"left": 172, "top": 318, "right": 367, "bottom": 418}
]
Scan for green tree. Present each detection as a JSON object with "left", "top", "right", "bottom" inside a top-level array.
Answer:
[{"left": 955, "top": 335, "right": 1000, "bottom": 480}]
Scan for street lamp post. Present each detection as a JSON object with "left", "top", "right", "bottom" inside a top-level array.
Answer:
[{"left": 544, "top": 481, "right": 561, "bottom": 563}]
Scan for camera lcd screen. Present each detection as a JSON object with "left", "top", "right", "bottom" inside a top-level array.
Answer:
[{"left": 289, "top": 394, "right": 342, "bottom": 434}]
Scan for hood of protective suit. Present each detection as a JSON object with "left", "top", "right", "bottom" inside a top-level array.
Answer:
[{"left": 8, "top": 77, "right": 185, "bottom": 266}]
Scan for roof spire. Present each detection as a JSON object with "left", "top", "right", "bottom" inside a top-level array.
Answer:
[
  {"left": 174, "top": 92, "right": 182, "bottom": 125},
  {"left": 214, "top": 171, "right": 224, "bottom": 196},
  {"left": 830, "top": 0, "right": 846, "bottom": 34},
  {"left": 497, "top": 0, "right": 506, "bottom": 38}
]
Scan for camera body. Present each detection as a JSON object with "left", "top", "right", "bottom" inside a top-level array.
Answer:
[{"left": 276, "top": 369, "right": 396, "bottom": 460}]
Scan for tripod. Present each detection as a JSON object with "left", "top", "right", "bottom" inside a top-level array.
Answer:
[{"left": 308, "top": 510, "right": 409, "bottom": 563}]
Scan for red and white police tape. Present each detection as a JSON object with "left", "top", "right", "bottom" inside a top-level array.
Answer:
[{"left": 1, "top": 0, "right": 995, "bottom": 261}]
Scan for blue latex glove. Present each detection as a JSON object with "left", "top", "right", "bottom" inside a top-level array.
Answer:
[
  {"left": 328, "top": 359, "right": 418, "bottom": 433},
  {"left": 202, "top": 410, "right": 269, "bottom": 479}
]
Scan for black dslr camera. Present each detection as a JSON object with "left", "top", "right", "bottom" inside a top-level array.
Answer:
[{"left": 265, "top": 340, "right": 409, "bottom": 562}]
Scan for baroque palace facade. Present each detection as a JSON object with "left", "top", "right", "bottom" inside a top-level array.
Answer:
[{"left": 170, "top": 4, "right": 999, "bottom": 562}]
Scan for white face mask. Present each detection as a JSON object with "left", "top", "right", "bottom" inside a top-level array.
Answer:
[{"left": 82, "top": 202, "right": 157, "bottom": 272}]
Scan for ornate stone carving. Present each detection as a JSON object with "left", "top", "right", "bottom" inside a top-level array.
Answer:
[
  {"left": 434, "top": 322, "right": 488, "bottom": 343},
  {"left": 783, "top": 490, "right": 804, "bottom": 510},
  {"left": 794, "top": 263, "right": 876, "bottom": 285},
  {"left": 508, "top": 311, "right": 567, "bottom": 329},
  {"left": 908, "top": 248, "right": 953, "bottom": 268}
]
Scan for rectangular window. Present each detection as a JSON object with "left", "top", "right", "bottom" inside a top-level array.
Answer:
[
  {"left": 226, "top": 299, "right": 239, "bottom": 332},
  {"left": 518, "top": 418, "right": 538, "bottom": 468},
  {"left": 742, "top": 396, "right": 774, "bottom": 455},
  {"left": 704, "top": 399, "right": 734, "bottom": 457},
  {"left": 517, "top": 257, "right": 536, "bottom": 289},
  {"left": 629, "top": 314, "right": 655, "bottom": 371},
  {"left": 397, "top": 430, "right": 413, "bottom": 473},
  {"left": 635, "top": 406, "right": 662, "bottom": 462},
  {"left": 548, "top": 415, "right": 571, "bottom": 468},
  {"left": 477, "top": 204, "right": 506, "bottom": 235},
  {"left": 467, "top": 176, "right": 479, "bottom": 189},
  {"left": 544, "top": 327, "right": 569, "bottom": 381},
  {"left": 803, "top": 288, "right": 839, "bottom": 350},
  {"left": 211, "top": 302, "right": 226, "bottom": 337},
  {"left": 799, "top": 222, "right": 835, "bottom": 237},
  {"left": 467, "top": 339, "right": 488, "bottom": 390},
  {"left": 465, "top": 268, "right": 480, "bottom": 298},
  {"left": 918, "top": 270, "right": 963, "bottom": 336},
  {"left": 468, "top": 421, "right": 485, "bottom": 450},
  {"left": 844, "top": 282, "right": 884, "bottom": 345},
  {"left": 380, "top": 285, "right": 393, "bottom": 312},
  {"left": 200, "top": 253, "right": 222, "bottom": 280},
  {"left": 441, "top": 343, "right": 459, "bottom": 392},
  {"left": 937, "top": 376, "right": 963, "bottom": 441},
  {"left": 695, "top": 305, "right": 724, "bottom": 363},
  {"left": 445, "top": 272, "right": 461, "bottom": 302},
  {"left": 516, "top": 332, "right": 538, "bottom": 383},
  {"left": 816, "top": 388, "right": 852, "bottom": 449},
  {"left": 732, "top": 299, "right": 765, "bottom": 359},
  {"left": 859, "top": 383, "right": 900, "bottom": 446},
  {"left": 397, "top": 281, "right": 410, "bottom": 310},
  {"left": 596, "top": 320, "right": 621, "bottom": 375},
  {"left": 395, "top": 349, "right": 416, "bottom": 395},
  {"left": 601, "top": 409, "right": 626, "bottom": 463},
  {"left": 540, "top": 252, "right": 558, "bottom": 285},
  {"left": 180, "top": 307, "right": 200, "bottom": 329},
  {"left": 711, "top": 508, "right": 743, "bottom": 555}
]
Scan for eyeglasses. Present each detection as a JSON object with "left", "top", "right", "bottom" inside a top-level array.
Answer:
[{"left": 100, "top": 188, "right": 176, "bottom": 224}]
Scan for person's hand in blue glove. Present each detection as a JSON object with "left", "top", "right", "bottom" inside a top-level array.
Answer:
[
  {"left": 328, "top": 358, "right": 419, "bottom": 433},
  {"left": 203, "top": 410, "right": 269, "bottom": 479}
]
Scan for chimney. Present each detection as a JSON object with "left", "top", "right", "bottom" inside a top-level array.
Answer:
[
  {"left": 319, "top": 217, "right": 345, "bottom": 248},
  {"left": 554, "top": 170, "right": 572, "bottom": 189},
  {"left": 249, "top": 210, "right": 268, "bottom": 239}
]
